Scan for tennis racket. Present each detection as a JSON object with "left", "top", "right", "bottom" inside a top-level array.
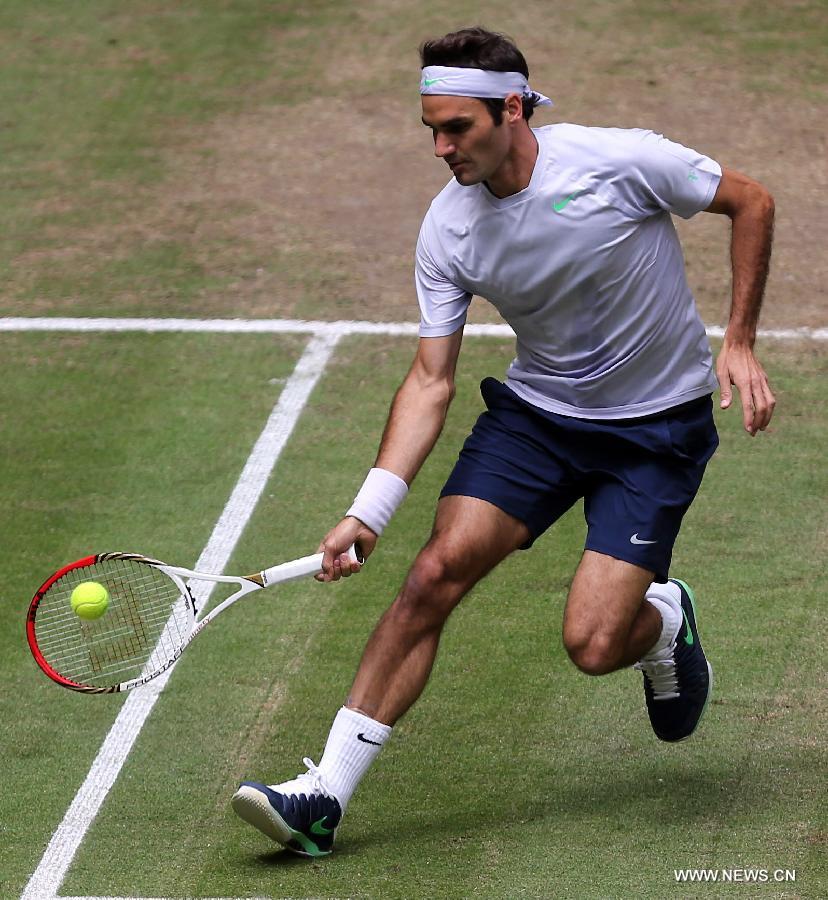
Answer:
[{"left": 27, "top": 545, "right": 362, "bottom": 694}]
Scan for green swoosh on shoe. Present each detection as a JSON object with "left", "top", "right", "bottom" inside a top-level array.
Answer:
[{"left": 310, "top": 816, "right": 333, "bottom": 836}]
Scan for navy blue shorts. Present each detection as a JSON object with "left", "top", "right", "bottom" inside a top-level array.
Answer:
[{"left": 441, "top": 378, "right": 719, "bottom": 581}]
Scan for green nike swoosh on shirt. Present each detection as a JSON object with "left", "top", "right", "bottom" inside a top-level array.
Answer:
[{"left": 553, "top": 192, "right": 584, "bottom": 212}]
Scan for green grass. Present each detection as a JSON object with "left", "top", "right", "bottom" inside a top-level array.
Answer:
[
  {"left": 3, "top": 334, "right": 826, "bottom": 898},
  {"left": 0, "top": 331, "right": 307, "bottom": 896},
  {"left": 0, "top": 0, "right": 352, "bottom": 314},
  {"left": 1, "top": 0, "right": 824, "bottom": 320},
  {"left": 615, "top": 0, "right": 828, "bottom": 94}
]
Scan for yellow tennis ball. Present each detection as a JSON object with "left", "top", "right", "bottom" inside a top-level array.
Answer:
[{"left": 70, "top": 581, "right": 110, "bottom": 620}]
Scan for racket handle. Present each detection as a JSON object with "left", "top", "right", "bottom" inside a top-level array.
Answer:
[{"left": 259, "top": 544, "right": 362, "bottom": 586}]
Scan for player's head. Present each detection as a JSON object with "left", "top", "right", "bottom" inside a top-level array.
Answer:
[
  {"left": 420, "top": 27, "right": 536, "bottom": 125},
  {"left": 418, "top": 27, "right": 551, "bottom": 188}
]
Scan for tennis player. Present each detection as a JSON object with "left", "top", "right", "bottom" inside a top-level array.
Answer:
[{"left": 232, "top": 27, "right": 775, "bottom": 856}]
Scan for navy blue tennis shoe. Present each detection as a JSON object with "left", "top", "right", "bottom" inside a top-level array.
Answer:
[
  {"left": 635, "top": 579, "right": 713, "bottom": 742},
  {"left": 232, "top": 757, "right": 342, "bottom": 857}
]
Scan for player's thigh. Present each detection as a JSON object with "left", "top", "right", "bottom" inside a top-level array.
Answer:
[
  {"left": 441, "top": 378, "right": 582, "bottom": 547},
  {"left": 562, "top": 549, "right": 654, "bottom": 647},
  {"left": 581, "top": 398, "right": 718, "bottom": 582},
  {"left": 411, "top": 494, "right": 531, "bottom": 598}
]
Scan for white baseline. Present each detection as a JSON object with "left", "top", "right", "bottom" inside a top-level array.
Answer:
[{"left": 0, "top": 316, "right": 826, "bottom": 340}]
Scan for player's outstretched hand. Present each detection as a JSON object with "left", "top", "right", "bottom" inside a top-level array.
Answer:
[
  {"left": 716, "top": 338, "right": 776, "bottom": 436},
  {"left": 316, "top": 516, "right": 377, "bottom": 582}
]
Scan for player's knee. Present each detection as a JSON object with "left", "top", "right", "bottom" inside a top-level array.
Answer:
[
  {"left": 393, "top": 549, "right": 465, "bottom": 628},
  {"left": 563, "top": 627, "right": 622, "bottom": 676}
]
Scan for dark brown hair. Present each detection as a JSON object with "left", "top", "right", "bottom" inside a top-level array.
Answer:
[{"left": 419, "top": 27, "right": 534, "bottom": 123}]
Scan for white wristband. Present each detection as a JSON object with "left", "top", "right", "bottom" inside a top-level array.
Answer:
[{"left": 346, "top": 467, "right": 409, "bottom": 536}]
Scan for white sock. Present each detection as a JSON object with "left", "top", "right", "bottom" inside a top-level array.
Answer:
[
  {"left": 642, "top": 580, "right": 682, "bottom": 659},
  {"left": 317, "top": 706, "right": 391, "bottom": 810}
]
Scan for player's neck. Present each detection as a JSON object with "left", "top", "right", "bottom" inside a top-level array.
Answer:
[{"left": 485, "top": 127, "right": 538, "bottom": 199}]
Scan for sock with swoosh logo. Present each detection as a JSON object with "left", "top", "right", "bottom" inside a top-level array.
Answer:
[
  {"left": 317, "top": 706, "right": 392, "bottom": 810},
  {"left": 641, "top": 581, "right": 682, "bottom": 659}
]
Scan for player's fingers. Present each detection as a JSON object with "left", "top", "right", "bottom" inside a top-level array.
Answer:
[
  {"left": 755, "top": 378, "right": 776, "bottom": 431},
  {"left": 316, "top": 525, "right": 373, "bottom": 581},
  {"left": 747, "top": 369, "right": 776, "bottom": 434},
  {"left": 315, "top": 540, "right": 328, "bottom": 580},
  {"left": 315, "top": 566, "right": 335, "bottom": 583},
  {"left": 724, "top": 359, "right": 756, "bottom": 432},
  {"left": 729, "top": 374, "right": 756, "bottom": 435},
  {"left": 750, "top": 397, "right": 766, "bottom": 435},
  {"left": 337, "top": 550, "right": 361, "bottom": 578},
  {"left": 316, "top": 536, "right": 341, "bottom": 582},
  {"left": 742, "top": 389, "right": 757, "bottom": 435},
  {"left": 716, "top": 364, "right": 733, "bottom": 410}
]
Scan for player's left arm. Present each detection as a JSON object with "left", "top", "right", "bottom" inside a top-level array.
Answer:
[{"left": 704, "top": 166, "right": 776, "bottom": 436}]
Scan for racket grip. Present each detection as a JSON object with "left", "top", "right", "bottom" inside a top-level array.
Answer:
[
  {"left": 348, "top": 543, "right": 365, "bottom": 565},
  {"left": 260, "top": 544, "right": 363, "bottom": 586}
]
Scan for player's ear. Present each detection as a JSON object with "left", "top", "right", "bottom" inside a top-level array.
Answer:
[{"left": 504, "top": 92, "right": 523, "bottom": 123}]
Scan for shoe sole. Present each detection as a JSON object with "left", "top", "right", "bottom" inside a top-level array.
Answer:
[
  {"left": 231, "top": 785, "right": 330, "bottom": 858},
  {"left": 671, "top": 578, "right": 713, "bottom": 742}
]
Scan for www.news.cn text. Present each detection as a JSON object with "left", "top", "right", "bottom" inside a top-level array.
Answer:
[{"left": 674, "top": 868, "right": 796, "bottom": 883}]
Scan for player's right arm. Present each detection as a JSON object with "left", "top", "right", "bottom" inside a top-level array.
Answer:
[
  {"left": 317, "top": 327, "right": 464, "bottom": 581},
  {"left": 374, "top": 328, "right": 464, "bottom": 482}
]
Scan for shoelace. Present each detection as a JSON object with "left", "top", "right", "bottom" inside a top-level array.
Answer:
[
  {"left": 269, "top": 757, "right": 334, "bottom": 797},
  {"left": 298, "top": 757, "right": 323, "bottom": 789},
  {"left": 296, "top": 757, "right": 333, "bottom": 798},
  {"left": 634, "top": 656, "right": 679, "bottom": 700}
]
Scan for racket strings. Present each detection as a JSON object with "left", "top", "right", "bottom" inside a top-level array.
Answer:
[{"left": 33, "top": 557, "right": 193, "bottom": 688}]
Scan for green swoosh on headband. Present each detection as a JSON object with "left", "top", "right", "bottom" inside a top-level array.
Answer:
[{"left": 423, "top": 77, "right": 448, "bottom": 87}]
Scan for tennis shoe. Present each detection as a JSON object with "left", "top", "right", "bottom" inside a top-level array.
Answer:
[
  {"left": 231, "top": 757, "right": 342, "bottom": 857},
  {"left": 635, "top": 579, "right": 712, "bottom": 742}
]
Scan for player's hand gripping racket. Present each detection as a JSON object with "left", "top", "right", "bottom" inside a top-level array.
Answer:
[{"left": 27, "top": 546, "right": 362, "bottom": 694}]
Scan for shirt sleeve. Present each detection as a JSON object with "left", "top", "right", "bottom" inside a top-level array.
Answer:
[
  {"left": 606, "top": 129, "right": 722, "bottom": 221},
  {"left": 415, "top": 210, "right": 472, "bottom": 337}
]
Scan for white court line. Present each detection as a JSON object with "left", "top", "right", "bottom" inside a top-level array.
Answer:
[
  {"left": 0, "top": 316, "right": 826, "bottom": 340},
  {"left": 21, "top": 330, "right": 342, "bottom": 900}
]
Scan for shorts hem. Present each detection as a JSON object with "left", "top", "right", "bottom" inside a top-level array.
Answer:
[
  {"left": 438, "top": 488, "right": 542, "bottom": 549},
  {"left": 583, "top": 539, "right": 669, "bottom": 582}
]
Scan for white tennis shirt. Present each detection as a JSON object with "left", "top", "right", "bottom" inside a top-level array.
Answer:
[{"left": 415, "top": 124, "right": 722, "bottom": 418}]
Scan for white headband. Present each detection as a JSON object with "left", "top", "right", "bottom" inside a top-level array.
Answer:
[{"left": 420, "top": 65, "right": 553, "bottom": 107}]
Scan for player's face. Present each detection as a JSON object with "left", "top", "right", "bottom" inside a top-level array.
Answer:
[{"left": 421, "top": 95, "right": 512, "bottom": 186}]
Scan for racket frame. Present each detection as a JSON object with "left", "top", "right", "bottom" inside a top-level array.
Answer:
[{"left": 27, "top": 546, "right": 359, "bottom": 694}]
